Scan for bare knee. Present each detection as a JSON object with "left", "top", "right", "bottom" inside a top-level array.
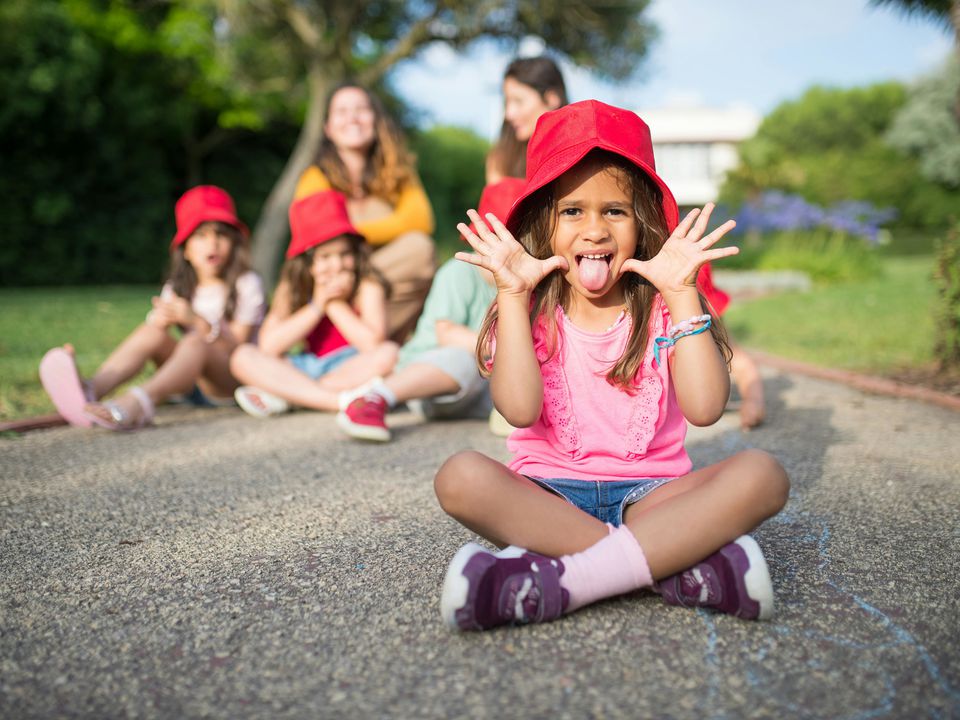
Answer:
[
  {"left": 229, "top": 343, "right": 258, "bottom": 380},
  {"left": 737, "top": 449, "right": 790, "bottom": 516},
  {"left": 434, "top": 450, "right": 489, "bottom": 518},
  {"left": 374, "top": 341, "right": 399, "bottom": 375}
]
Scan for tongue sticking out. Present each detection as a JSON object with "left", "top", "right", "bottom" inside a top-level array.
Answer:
[{"left": 578, "top": 256, "right": 610, "bottom": 292}]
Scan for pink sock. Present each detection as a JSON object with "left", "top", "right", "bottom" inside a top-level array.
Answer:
[{"left": 560, "top": 524, "right": 653, "bottom": 612}]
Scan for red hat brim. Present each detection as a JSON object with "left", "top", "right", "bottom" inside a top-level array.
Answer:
[
  {"left": 172, "top": 209, "right": 249, "bottom": 248},
  {"left": 504, "top": 140, "right": 679, "bottom": 237}
]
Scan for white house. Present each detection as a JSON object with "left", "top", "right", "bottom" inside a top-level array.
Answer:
[{"left": 637, "top": 105, "right": 761, "bottom": 208}]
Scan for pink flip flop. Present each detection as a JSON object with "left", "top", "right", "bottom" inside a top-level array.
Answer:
[{"left": 38, "top": 347, "right": 93, "bottom": 428}]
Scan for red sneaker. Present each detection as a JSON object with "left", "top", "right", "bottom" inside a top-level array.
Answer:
[{"left": 336, "top": 393, "right": 390, "bottom": 442}]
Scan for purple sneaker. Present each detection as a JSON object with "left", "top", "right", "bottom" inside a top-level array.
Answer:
[
  {"left": 658, "top": 535, "right": 774, "bottom": 620},
  {"left": 440, "top": 543, "right": 569, "bottom": 631}
]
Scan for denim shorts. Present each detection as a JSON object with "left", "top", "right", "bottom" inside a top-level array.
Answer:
[
  {"left": 289, "top": 346, "right": 358, "bottom": 379},
  {"left": 527, "top": 476, "right": 676, "bottom": 526}
]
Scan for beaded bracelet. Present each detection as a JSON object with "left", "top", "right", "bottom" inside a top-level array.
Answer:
[
  {"left": 654, "top": 315, "right": 712, "bottom": 367},
  {"left": 667, "top": 313, "right": 711, "bottom": 339}
]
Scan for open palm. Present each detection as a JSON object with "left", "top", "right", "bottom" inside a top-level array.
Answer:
[
  {"left": 456, "top": 210, "right": 568, "bottom": 296},
  {"left": 621, "top": 203, "right": 738, "bottom": 295}
]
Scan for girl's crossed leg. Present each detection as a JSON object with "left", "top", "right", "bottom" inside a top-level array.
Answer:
[
  {"left": 86, "top": 329, "right": 238, "bottom": 428},
  {"left": 435, "top": 449, "right": 789, "bottom": 629}
]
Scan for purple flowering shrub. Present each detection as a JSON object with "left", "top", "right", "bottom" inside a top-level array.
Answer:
[
  {"left": 720, "top": 192, "right": 897, "bottom": 282},
  {"left": 732, "top": 191, "right": 898, "bottom": 245}
]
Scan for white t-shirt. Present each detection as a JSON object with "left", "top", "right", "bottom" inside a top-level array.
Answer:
[{"left": 159, "top": 271, "right": 266, "bottom": 331}]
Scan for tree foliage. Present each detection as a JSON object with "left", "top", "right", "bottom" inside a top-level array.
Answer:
[
  {"left": 887, "top": 58, "right": 960, "bottom": 186},
  {"left": 410, "top": 126, "right": 489, "bottom": 259},
  {"left": 0, "top": 0, "right": 299, "bottom": 286},
  {"left": 210, "top": 0, "right": 660, "bottom": 284},
  {"left": 719, "top": 82, "right": 960, "bottom": 231}
]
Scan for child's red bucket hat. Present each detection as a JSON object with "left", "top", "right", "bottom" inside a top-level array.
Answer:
[
  {"left": 466, "top": 177, "right": 527, "bottom": 237},
  {"left": 286, "top": 191, "right": 363, "bottom": 259},
  {"left": 504, "top": 100, "right": 679, "bottom": 235},
  {"left": 172, "top": 185, "right": 248, "bottom": 248}
]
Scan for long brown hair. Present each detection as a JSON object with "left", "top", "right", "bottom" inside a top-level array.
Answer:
[
  {"left": 477, "top": 150, "right": 731, "bottom": 391},
  {"left": 315, "top": 83, "right": 416, "bottom": 203},
  {"left": 279, "top": 235, "right": 389, "bottom": 312},
  {"left": 490, "top": 56, "right": 569, "bottom": 180},
  {"left": 167, "top": 221, "right": 250, "bottom": 320}
]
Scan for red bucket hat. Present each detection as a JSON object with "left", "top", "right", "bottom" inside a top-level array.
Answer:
[
  {"left": 466, "top": 177, "right": 527, "bottom": 237},
  {"left": 287, "top": 191, "right": 363, "bottom": 259},
  {"left": 504, "top": 100, "right": 679, "bottom": 235},
  {"left": 172, "top": 185, "right": 248, "bottom": 248}
]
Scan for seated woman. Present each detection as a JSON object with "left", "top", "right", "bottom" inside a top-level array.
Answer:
[{"left": 295, "top": 83, "right": 436, "bottom": 343}]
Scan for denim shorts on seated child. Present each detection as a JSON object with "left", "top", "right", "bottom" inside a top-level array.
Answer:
[
  {"left": 527, "top": 476, "right": 676, "bottom": 526},
  {"left": 289, "top": 346, "right": 358, "bottom": 379}
]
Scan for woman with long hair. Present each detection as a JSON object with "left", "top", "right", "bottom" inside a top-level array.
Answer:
[{"left": 294, "top": 83, "right": 436, "bottom": 343}]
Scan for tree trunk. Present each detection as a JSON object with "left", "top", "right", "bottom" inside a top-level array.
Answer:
[{"left": 250, "top": 66, "right": 335, "bottom": 288}]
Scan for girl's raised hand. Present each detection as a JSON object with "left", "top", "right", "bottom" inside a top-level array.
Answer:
[
  {"left": 620, "top": 203, "right": 738, "bottom": 296},
  {"left": 455, "top": 210, "right": 568, "bottom": 297}
]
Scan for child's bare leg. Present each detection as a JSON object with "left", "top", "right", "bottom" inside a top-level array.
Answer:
[
  {"left": 195, "top": 338, "right": 242, "bottom": 400},
  {"left": 87, "top": 323, "right": 176, "bottom": 399},
  {"left": 230, "top": 344, "right": 340, "bottom": 411},
  {"left": 435, "top": 450, "right": 608, "bottom": 554},
  {"left": 86, "top": 333, "right": 210, "bottom": 423},
  {"left": 381, "top": 362, "right": 460, "bottom": 403},
  {"left": 730, "top": 346, "right": 765, "bottom": 429},
  {"left": 316, "top": 342, "right": 399, "bottom": 392},
  {"left": 622, "top": 449, "right": 788, "bottom": 579}
]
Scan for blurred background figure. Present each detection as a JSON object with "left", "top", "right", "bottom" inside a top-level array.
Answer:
[{"left": 295, "top": 83, "right": 436, "bottom": 343}]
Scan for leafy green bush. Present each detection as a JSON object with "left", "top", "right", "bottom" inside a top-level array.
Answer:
[
  {"left": 411, "top": 126, "right": 488, "bottom": 261},
  {"left": 720, "top": 82, "right": 960, "bottom": 233},
  {"left": 753, "top": 231, "right": 882, "bottom": 283},
  {"left": 0, "top": 0, "right": 299, "bottom": 287},
  {"left": 933, "top": 221, "right": 960, "bottom": 370}
]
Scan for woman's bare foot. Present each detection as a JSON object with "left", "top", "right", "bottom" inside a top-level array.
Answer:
[{"left": 739, "top": 394, "right": 765, "bottom": 430}]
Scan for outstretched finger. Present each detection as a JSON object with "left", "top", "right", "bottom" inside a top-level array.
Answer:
[
  {"left": 542, "top": 254, "right": 570, "bottom": 275},
  {"left": 702, "top": 245, "right": 740, "bottom": 263},
  {"left": 687, "top": 202, "right": 716, "bottom": 241},
  {"left": 617, "top": 258, "right": 646, "bottom": 279},
  {"left": 454, "top": 250, "right": 490, "bottom": 269},
  {"left": 697, "top": 219, "right": 737, "bottom": 249},
  {"left": 671, "top": 207, "right": 702, "bottom": 240},
  {"left": 457, "top": 222, "right": 490, "bottom": 254},
  {"left": 482, "top": 212, "right": 521, "bottom": 246},
  {"left": 466, "top": 209, "right": 502, "bottom": 245}
]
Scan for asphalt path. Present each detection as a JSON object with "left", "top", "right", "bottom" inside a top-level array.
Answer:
[{"left": 2, "top": 369, "right": 959, "bottom": 719}]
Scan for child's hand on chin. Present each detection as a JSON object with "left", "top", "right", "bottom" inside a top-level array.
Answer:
[
  {"left": 619, "top": 203, "right": 738, "bottom": 296},
  {"left": 455, "top": 209, "right": 568, "bottom": 298}
]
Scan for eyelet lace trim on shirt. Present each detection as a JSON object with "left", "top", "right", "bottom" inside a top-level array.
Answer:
[
  {"left": 540, "top": 353, "right": 581, "bottom": 456},
  {"left": 625, "top": 300, "right": 669, "bottom": 457}
]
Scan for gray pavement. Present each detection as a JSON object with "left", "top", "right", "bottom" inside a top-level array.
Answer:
[{"left": 2, "top": 369, "right": 959, "bottom": 719}]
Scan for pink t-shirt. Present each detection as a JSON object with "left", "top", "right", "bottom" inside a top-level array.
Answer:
[{"left": 506, "top": 301, "right": 692, "bottom": 482}]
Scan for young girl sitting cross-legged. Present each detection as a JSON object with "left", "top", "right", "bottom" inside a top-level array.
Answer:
[
  {"left": 39, "top": 185, "right": 266, "bottom": 430},
  {"left": 434, "top": 100, "right": 790, "bottom": 631},
  {"left": 230, "top": 191, "right": 397, "bottom": 417}
]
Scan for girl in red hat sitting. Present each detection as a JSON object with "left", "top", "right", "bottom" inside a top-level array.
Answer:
[
  {"left": 39, "top": 185, "right": 266, "bottom": 430},
  {"left": 435, "top": 100, "right": 790, "bottom": 631},
  {"left": 230, "top": 191, "right": 397, "bottom": 417}
]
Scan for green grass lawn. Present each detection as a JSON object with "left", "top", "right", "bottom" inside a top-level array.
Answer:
[
  {"left": 726, "top": 255, "right": 937, "bottom": 372},
  {"left": 0, "top": 286, "right": 156, "bottom": 421},
  {"left": 0, "top": 255, "right": 940, "bottom": 421}
]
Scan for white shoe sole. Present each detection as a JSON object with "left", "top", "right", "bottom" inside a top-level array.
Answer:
[
  {"left": 734, "top": 535, "right": 775, "bottom": 620},
  {"left": 439, "top": 542, "right": 488, "bottom": 629},
  {"left": 335, "top": 411, "right": 391, "bottom": 442}
]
